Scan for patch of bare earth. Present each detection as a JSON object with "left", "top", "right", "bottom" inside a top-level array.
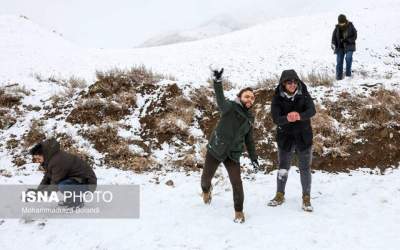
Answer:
[
  {"left": 66, "top": 66, "right": 170, "bottom": 171},
  {"left": 0, "top": 87, "right": 23, "bottom": 130},
  {"left": 81, "top": 125, "right": 152, "bottom": 172},
  {"left": 313, "top": 88, "right": 400, "bottom": 172},
  {"left": 251, "top": 88, "right": 277, "bottom": 171},
  {"left": 23, "top": 66, "right": 398, "bottom": 174}
]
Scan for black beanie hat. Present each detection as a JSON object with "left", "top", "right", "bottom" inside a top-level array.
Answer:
[
  {"left": 338, "top": 14, "right": 347, "bottom": 24},
  {"left": 29, "top": 143, "right": 43, "bottom": 155}
]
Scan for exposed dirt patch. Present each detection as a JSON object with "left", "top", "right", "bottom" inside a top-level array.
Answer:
[
  {"left": 5, "top": 120, "right": 46, "bottom": 167},
  {"left": 251, "top": 88, "right": 278, "bottom": 170},
  {"left": 67, "top": 98, "right": 131, "bottom": 125},
  {"left": 312, "top": 88, "right": 400, "bottom": 172},
  {"left": 173, "top": 153, "right": 200, "bottom": 171},
  {"left": 22, "top": 120, "right": 46, "bottom": 148},
  {"left": 12, "top": 157, "right": 27, "bottom": 167},
  {"left": 139, "top": 83, "right": 194, "bottom": 146},
  {"left": 13, "top": 66, "right": 397, "bottom": 173},
  {"left": 0, "top": 109, "right": 17, "bottom": 130},
  {"left": 190, "top": 88, "right": 218, "bottom": 139},
  {"left": 66, "top": 67, "right": 155, "bottom": 125},
  {"left": 6, "top": 138, "right": 19, "bottom": 150},
  {"left": 93, "top": 66, "right": 163, "bottom": 95},
  {"left": 0, "top": 88, "right": 22, "bottom": 108},
  {"left": 42, "top": 94, "right": 74, "bottom": 120},
  {"left": 0, "top": 88, "right": 24, "bottom": 130},
  {"left": 313, "top": 126, "right": 400, "bottom": 172},
  {"left": 81, "top": 125, "right": 152, "bottom": 172}
]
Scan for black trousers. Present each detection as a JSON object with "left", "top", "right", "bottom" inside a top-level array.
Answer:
[{"left": 201, "top": 151, "right": 244, "bottom": 212}]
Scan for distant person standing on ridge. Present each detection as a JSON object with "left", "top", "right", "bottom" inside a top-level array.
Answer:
[{"left": 331, "top": 14, "right": 357, "bottom": 80}]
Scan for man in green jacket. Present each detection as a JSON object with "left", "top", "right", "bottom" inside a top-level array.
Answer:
[{"left": 201, "top": 68, "right": 259, "bottom": 223}]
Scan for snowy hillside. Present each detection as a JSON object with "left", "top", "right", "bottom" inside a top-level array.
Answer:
[
  {"left": 1, "top": 0, "right": 400, "bottom": 249},
  {"left": 2, "top": 5, "right": 400, "bottom": 85},
  {"left": 93, "top": 6, "right": 400, "bottom": 85},
  {"left": 139, "top": 14, "right": 249, "bottom": 48},
  {"left": 0, "top": 15, "right": 93, "bottom": 82}
]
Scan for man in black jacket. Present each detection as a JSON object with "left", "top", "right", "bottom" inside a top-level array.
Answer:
[
  {"left": 331, "top": 14, "right": 357, "bottom": 80},
  {"left": 201, "top": 68, "right": 259, "bottom": 223},
  {"left": 268, "top": 69, "right": 316, "bottom": 212},
  {"left": 30, "top": 138, "right": 97, "bottom": 208}
]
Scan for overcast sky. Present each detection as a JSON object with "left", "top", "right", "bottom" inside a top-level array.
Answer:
[{"left": 1, "top": 0, "right": 365, "bottom": 48}]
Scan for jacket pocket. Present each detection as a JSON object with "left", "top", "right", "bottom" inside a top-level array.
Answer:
[
  {"left": 208, "top": 131, "right": 228, "bottom": 156},
  {"left": 231, "top": 142, "right": 244, "bottom": 153},
  {"left": 230, "top": 150, "right": 242, "bottom": 161},
  {"left": 276, "top": 126, "right": 285, "bottom": 144},
  {"left": 277, "top": 126, "right": 294, "bottom": 151},
  {"left": 301, "top": 129, "right": 313, "bottom": 146}
]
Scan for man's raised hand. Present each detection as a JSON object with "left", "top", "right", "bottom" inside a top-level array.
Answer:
[{"left": 210, "top": 66, "right": 224, "bottom": 82}]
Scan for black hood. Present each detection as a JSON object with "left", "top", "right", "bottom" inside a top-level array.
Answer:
[
  {"left": 279, "top": 69, "right": 301, "bottom": 86},
  {"left": 40, "top": 138, "right": 60, "bottom": 167},
  {"left": 275, "top": 69, "right": 309, "bottom": 98}
]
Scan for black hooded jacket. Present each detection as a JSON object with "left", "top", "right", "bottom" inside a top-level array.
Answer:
[
  {"left": 271, "top": 70, "right": 316, "bottom": 152},
  {"left": 331, "top": 22, "right": 357, "bottom": 53},
  {"left": 37, "top": 138, "right": 97, "bottom": 191}
]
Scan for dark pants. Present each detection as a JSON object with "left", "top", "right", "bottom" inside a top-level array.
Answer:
[
  {"left": 276, "top": 145, "right": 312, "bottom": 195},
  {"left": 58, "top": 178, "right": 89, "bottom": 205},
  {"left": 201, "top": 151, "right": 244, "bottom": 212},
  {"left": 336, "top": 49, "right": 354, "bottom": 80}
]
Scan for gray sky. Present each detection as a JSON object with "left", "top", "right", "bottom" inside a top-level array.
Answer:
[{"left": 0, "top": 0, "right": 360, "bottom": 48}]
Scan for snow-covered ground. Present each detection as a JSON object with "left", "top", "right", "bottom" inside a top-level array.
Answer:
[
  {"left": 1, "top": 0, "right": 400, "bottom": 249},
  {"left": 1, "top": 166, "right": 399, "bottom": 250},
  {"left": 1, "top": 1, "right": 400, "bottom": 86}
]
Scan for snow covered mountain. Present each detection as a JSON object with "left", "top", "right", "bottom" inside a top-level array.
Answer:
[
  {"left": 94, "top": 7, "right": 400, "bottom": 86},
  {"left": 138, "top": 14, "right": 250, "bottom": 47},
  {"left": 0, "top": 15, "right": 92, "bottom": 82},
  {"left": 0, "top": 1, "right": 400, "bottom": 249}
]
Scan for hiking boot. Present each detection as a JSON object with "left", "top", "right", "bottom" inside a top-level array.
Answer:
[
  {"left": 202, "top": 186, "right": 212, "bottom": 204},
  {"left": 267, "top": 192, "right": 285, "bottom": 207},
  {"left": 58, "top": 197, "right": 74, "bottom": 207},
  {"left": 58, "top": 200, "right": 84, "bottom": 209},
  {"left": 234, "top": 211, "right": 245, "bottom": 223},
  {"left": 58, "top": 200, "right": 72, "bottom": 207},
  {"left": 302, "top": 194, "right": 313, "bottom": 212}
]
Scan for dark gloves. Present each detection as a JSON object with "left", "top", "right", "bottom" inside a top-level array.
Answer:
[
  {"left": 251, "top": 159, "right": 264, "bottom": 173},
  {"left": 212, "top": 68, "right": 224, "bottom": 82}
]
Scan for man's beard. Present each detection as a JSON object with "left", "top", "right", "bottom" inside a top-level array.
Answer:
[{"left": 241, "top": 100, "right": 252, "bottom": 109}]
